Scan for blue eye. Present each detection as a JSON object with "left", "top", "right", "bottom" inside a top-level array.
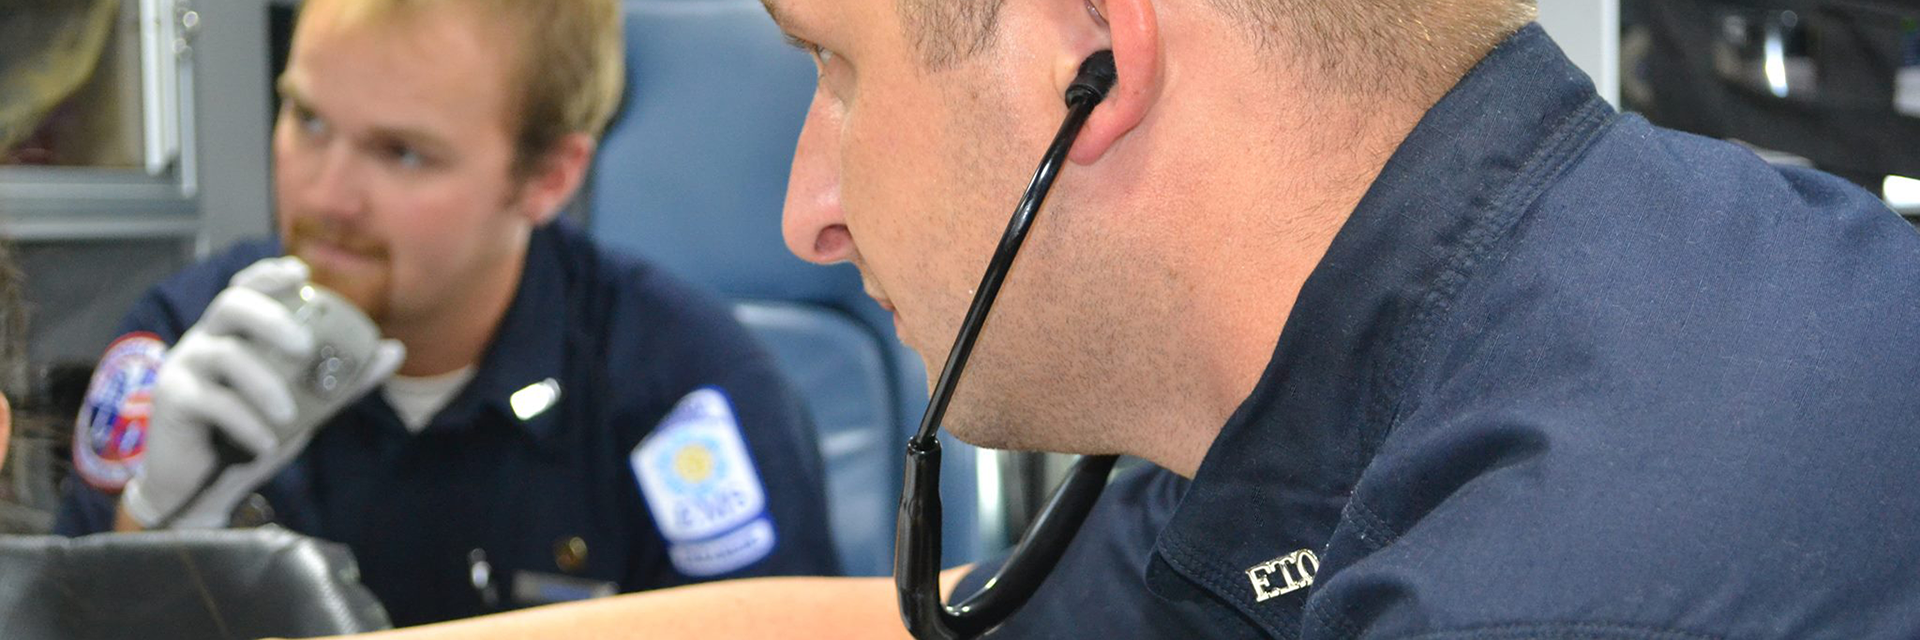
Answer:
[
  {"left": 390, "top": 145, "right": 425, "bottom": 170},
  {"left": 295, "top": 108, "right": 328, "bottom": 137}
]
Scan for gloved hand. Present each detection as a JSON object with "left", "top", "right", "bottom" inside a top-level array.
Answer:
[{"left": 121, "top": 257, "right": 404, "bottom": 529}]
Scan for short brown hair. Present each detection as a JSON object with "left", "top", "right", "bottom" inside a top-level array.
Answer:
[
  {"left": 895, "top": 0, "right": 1536, "bottom": 97},
  {"left": 300, "top": 0, "right": 625, "bottom": 176},
  {"left": 896, "top": 0, "right": 1005, "bottom": 70}
]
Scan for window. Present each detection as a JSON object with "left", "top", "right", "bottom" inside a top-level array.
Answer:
[{"left": 0, "top": 0, "right": 199, "bottom": 240}]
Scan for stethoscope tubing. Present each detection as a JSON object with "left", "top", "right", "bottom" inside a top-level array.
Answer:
[{"left": 896, "top": 52, "right": 1119, "bottom": 640}]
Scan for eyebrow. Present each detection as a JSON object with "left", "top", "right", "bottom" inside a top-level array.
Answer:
[
  {"left": 276, "top": 76, "right": 452, "bottom": 155},
  {"left": 275, "top": 75, "right": 304, "bottom": 106},
  {"left": 760, "top": 0, "right": 819, "bottom": 53},
  {"left": 366, "top": 124, "right": 452, "bottom": 157},
  {"left": 758, "top": 0, "right": 792, "bottom": 32}
]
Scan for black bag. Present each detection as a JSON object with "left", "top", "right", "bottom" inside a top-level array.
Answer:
[{"left": 0, "top": 529, "right": 392, "bottom": 639}]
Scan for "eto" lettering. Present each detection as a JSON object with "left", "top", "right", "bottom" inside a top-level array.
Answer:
[{"left": 1245, "top": 549, "right": 1320, "bottom": 603}]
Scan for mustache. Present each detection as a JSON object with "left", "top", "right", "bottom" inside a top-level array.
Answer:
[{"left": 285, "top": 218, "right": 391, "bottom": 258}]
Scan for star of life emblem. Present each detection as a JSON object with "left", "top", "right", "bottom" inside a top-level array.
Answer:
[{"left": 632, "top": 387, "right": 776, "bottom": 577}]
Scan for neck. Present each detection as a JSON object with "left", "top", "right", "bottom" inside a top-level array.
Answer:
[
  {"left": 383, "top": 239, "right": 528, "bottom": 378},
  {"left": 1113, "top": 57, "right": 1438, "bottom": 477}
]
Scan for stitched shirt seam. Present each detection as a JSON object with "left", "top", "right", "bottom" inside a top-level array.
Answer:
[{"left": 1376, "top": 620, "right": 1728, "bottom": 640}]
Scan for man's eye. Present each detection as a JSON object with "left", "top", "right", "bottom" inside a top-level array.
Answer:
[
  {"left": 386, "top": 144, "right": 426, "bottom": 169},
  {"left": 784, "top": 35, "right": 837, "bottom": 69},
  {"left": 294, "top": 107, "right": 328, "bottom": 137}
]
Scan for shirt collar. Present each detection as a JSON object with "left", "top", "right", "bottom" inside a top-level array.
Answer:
[
  {"left": 425, "top": 221, "right": 574, "bottom": 443},
  {"left": 1145, "top": 24, "right": 1615, "bottom": 635}
]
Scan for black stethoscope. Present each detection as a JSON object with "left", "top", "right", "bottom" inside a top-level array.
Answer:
[{"left": 894, "top": 51, "right": 1121, "bottom": 640}]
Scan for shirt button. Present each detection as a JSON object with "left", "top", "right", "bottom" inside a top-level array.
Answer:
[{"left": 555, "top": 536, "right": 589, "bottom": 573}]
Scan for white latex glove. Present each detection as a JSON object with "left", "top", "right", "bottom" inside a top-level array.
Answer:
[{"left": 122, "top": 257, "right": 405, "bottom": 529}]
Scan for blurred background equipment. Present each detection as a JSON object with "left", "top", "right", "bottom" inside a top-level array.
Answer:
[
  {"left": 1623, "top": 0, "right": 1920, "bottom": 207},
  {"left": 0, "top": 0, "right": 125, "bottom": 167}
]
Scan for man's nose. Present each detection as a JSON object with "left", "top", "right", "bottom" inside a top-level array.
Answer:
[
  {"left": 782, "top": 92, "right": 854, "bottom": 265},
  {"left": 291, "top": 141, "right": 368, "bottom": 222}
]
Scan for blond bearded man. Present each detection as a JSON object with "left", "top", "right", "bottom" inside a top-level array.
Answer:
[{"left": 57, "top": 0, "right": 840, "bottom": 626}]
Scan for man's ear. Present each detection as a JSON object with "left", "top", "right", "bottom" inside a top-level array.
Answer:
[
  {"left": 1068, "top": 0, "right": 1159, "bottom": 164},
  {"left": 518, "top": 133, "right": 597, "bottom": 224}
]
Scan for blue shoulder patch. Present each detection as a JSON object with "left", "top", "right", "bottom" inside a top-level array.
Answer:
[{"left": 631, "top": 387, "right": 777, "bottom": 577}]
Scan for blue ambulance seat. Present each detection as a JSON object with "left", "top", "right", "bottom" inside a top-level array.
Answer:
[{"left": 588, "top": 0, "right": 988, "bottom": 576}]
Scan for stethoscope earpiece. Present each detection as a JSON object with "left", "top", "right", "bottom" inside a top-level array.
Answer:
[{"left": 1068, "top": 51, "right": 1118, "bottom": 107}]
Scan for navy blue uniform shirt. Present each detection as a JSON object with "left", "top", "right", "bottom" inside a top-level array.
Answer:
[
  {"left": 58, "top": 221, "right": 840, "bottom": 626},
  {"left": 957, "top": 25, "right": 1920, "bottom": 639}
]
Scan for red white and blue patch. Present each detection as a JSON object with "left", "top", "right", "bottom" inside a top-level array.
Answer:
[{"left": 72, "top": 333, "right": 168, "bottom": 493}]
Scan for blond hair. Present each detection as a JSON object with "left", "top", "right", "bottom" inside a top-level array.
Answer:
[{"left": 301, "top": 0, "right": 625, "bottom": 176}]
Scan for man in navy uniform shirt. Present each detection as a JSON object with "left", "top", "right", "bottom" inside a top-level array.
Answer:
[
  {"left": 328, "top": 0, "right": 1920, "bottom": 638},
  {"left": 55, "top": 0, "right": 838, "bottom": 627}
]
